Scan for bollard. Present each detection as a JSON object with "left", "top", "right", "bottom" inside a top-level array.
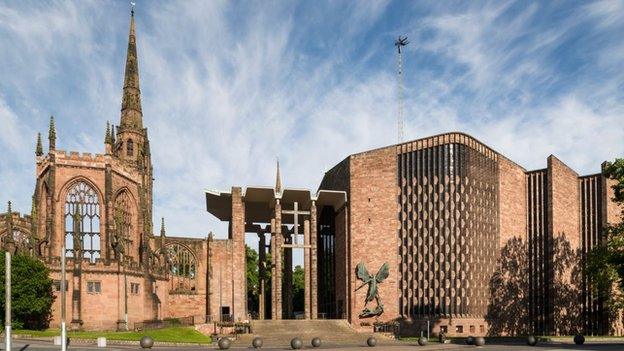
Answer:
[
  {"left": 366, "top": 336, "right": 377, "bottom": 347},
  {"left": 417, "top": 336, "right": 428, "bottom": 346},
  {"left": 97, "top": 337, "right": 107, "bottom": 347},
  {"left": 252, "top": 337, "right": 263, "bottom": 349},
  {"left": 140, "top": 335, "right": 154, "bottom": 349},
  {"left": 311, "top": 337, "right": 322, "bottom": 348},
  {"left": 290, "top": 337, "right": 303, "bottom": 349},
  {"left": 474, "top": 336, "right": 486, "bottom": 346},
  {"left": 218, "top": 337, "right": 231, "bottom": 350},
  {"left": 527, "top": 335, "right": 537, "bottom": 346}
]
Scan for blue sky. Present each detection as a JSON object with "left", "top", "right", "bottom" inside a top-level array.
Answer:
[{"left": 1, "top": 1, "right": 623, "bottom": 241}]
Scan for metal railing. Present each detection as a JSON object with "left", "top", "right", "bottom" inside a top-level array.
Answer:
[
  {"left": 374, "top": 322, "right": 400, "bottom": 336},
  {"left": 204, "top": 314, "right": 236, "bottom": 324}
]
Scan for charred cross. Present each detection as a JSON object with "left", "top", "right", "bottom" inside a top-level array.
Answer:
[{"left": 282, "top": 202, "right": 310, "bottom": 247}]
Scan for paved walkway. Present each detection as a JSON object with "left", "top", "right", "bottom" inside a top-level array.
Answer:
[{"left": 3, "top": 339, "right": 624, "bottom": 351}]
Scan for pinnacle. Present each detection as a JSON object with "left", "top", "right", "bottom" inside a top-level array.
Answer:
[
  {"left": 105, "top": 121, "right": 114, "bottom": 145},
  {"left": 36, "top": 132, "right": 43, "bottom": 156},
  {"left": 48, "top": 115, "right": 56, "bottom": 150}
]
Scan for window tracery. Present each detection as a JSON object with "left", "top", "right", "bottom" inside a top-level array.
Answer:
[
  {"left": 165, "top": 243, "right": 197, "bottom": 292},
  {"left": 113, "top": 191, "right": 135, "bottom": 261},
  {"left": 64, "top": 181, "right": 100, "bottom": 262},
  {"left": 0, "top": 229, "right": 31, "bottom": 253}
]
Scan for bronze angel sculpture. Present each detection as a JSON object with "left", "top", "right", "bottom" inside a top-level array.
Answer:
[{"left": 355, "top": 262, "right": 389, "bottom": 318}]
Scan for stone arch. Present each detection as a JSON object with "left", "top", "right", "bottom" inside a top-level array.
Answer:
[
  {"left": 164, "top": 242, "right": 198, "bottom": 292},
  {"left": 57, "top": 176, "right": 104, "bottom": 204},
  {"left": 61, "top": 178, "right": 103, "bottom": 262},
  {"left": 126, "top": 138, "right": 134, "bottom": 157},
  {"left": 112, "top": 188, "right": 140, "bottom": 262},
  {"left": 0, "top": 225, "right": 33, "bottom": 254}
]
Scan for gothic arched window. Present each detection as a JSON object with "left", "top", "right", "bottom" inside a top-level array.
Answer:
[
  {"left": 114, "top": 191, "right": 135, "bottom": 261},
  {"left": 0, "top": 229, "right": 31, "bottom": 253},
  {"left": 64, "top": 181, "right": 100, "bottom": 262},
  {"left": 166, "top": 243, "right": 197, "bottom": 292},
  {"left": 12, "top": 230, "right": 30, "bottom": 248},
  {"left": 39, "top": 183, "right": 50, "bottom": 254},
  {"left": 127, "top": 139, "right": 134, "bottom": 157}
]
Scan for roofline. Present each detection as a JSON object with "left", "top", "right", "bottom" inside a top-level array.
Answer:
[
  {"left": 349, "top": 131, "right": 500, "bottom": 158},
  {"left": 205, "top": 188, "right": 230, "bottom": 196}
]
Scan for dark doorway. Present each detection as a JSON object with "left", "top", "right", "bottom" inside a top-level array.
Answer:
[{"left": 318, "top": 205, "right": 337, "bottom": 318}]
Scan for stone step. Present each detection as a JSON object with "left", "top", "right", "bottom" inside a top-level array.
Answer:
[{"left": 232, "top": 319, "right": 397, "bottom": 347}]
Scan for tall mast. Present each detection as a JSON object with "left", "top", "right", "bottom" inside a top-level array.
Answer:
[{"left": 394, "top": 36, "right": 408, "bottom": 143}]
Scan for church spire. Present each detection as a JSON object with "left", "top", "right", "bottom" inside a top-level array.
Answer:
[
  {"left": 120, "top": 8, "right": 143, "bottom": 130},
  {"left": 275, "top": 158, "right": 282, "bottom": 195}
]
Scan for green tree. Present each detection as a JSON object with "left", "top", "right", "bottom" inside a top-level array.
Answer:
[
  {"left": 0, "top": 252, "right": 55, "bottom": 330},
  {"left": 246, "top": 245, "right": 271, "bottom": 317},
  {"left": 292, "top": 265, "right": 305, "bottom": 312},
  {"left": 246, "top": 245, "right": 259, "bottom": 313},
  {"left": 586, "top": 159, "right": 624, "bottom": 323}
]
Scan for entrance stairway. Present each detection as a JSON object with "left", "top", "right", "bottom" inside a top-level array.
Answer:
[{"left": 233, "top": 319, "right": 397, "bottom": 347}]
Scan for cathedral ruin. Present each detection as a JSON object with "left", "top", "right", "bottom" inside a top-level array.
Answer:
[{"left": 0, "top": 10, "right": 622, "bottom": 337}]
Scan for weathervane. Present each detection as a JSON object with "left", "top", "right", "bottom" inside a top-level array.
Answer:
[
  {"left": 131, "top": 1, "right": 136, "bottom": 15},
  {"left": 394, "top": 35, "right": 409, "bottom": 54}
]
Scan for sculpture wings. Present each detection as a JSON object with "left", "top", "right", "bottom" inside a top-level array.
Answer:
[
  {"left": 355, "top": 262, "right": 389, "bottom": 318},
  {"left": 356, "top": 262, "right": 371, "bottom": 282},
  {"left": 375, "top": 262, "right": 389, "bottom": 283}
]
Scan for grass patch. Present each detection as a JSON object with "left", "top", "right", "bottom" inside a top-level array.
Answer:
[{"left": 13, "top": 327, "right": 212, "bottom": 344}]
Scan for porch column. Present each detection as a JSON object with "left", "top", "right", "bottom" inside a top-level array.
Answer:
[
  {"left": 231, "top": 187, "right": 246, "bottom": 322},
  {"left": 271, "top": 200, "right": 283, "bottom": 320},
  {"left": 304, "top": 219, "right": 311, "bottom": 319},
  {"left": 310, "top": 201, "right": 318, "bottom": 319}
]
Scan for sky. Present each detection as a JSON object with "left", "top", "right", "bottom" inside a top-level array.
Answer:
[{"left": 1, "top": 1, "right": 623, "bottom": 246}]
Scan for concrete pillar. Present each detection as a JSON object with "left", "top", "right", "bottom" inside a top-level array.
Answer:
[
  {"left": 272, "top": 200, "right": 283, "bottom": 320},
  {"left": 270, "top": 220, "right": 275, "bottom": 320},
  {"left": 258, "top": 232, "right": 266, "bottom": 320},
  {"left": 310, "top": 201, "right": 318, "bottom": 319},
  {"left": 304, "top": 219, "right": 311, "bottom": 319},
  {"left": 231, "top": 187, "right": 247, "bottom": 322}
]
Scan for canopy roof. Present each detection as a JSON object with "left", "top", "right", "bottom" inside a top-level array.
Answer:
[{"left": 205, "top": 186, "right": 347, "bottom": 224}]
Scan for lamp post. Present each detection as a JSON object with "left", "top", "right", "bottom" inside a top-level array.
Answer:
[
  {"left": 61, "top": 245, "right": 67, "bottom": 351},
  {"left": 5, "top": 250, "right": 11, "bottom": 351}
]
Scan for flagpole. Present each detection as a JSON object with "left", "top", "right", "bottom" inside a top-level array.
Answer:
[
  {"left": 5, "top": 251, "right": 11, "bottom": 351},
  {"left": 61, "top": 245, "right": 67, "bottom": 351}
]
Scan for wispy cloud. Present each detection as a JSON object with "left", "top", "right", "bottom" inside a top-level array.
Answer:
[{"left": 0, "top": 1, "right": 622, "bottom": 242}]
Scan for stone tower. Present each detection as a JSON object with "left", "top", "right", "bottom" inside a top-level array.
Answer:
[
  {"left": 113, "top": 9, "right": 154, "bottom": 240},
  {"left": 28, "top": 9, "right": 166, "bottom": 331}
]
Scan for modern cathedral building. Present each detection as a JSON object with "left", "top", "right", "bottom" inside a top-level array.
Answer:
[{"left": 0, "top": 11, "right": 621, "bottom": 336}]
